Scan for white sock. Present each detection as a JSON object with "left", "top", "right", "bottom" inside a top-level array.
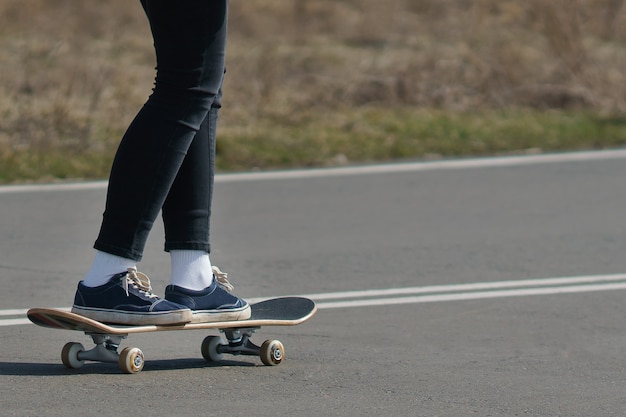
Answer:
[
  {"left": 82, "top": 250, "right": 136, "bottom": 288},
  {"left": 169, "top": 250, "right": 214, "bottom": 291}
]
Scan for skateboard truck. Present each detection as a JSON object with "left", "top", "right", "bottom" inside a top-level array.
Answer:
[
  {"left": 81, "top": 333, "right": 126, "bottom": 363},
  {"left": 202, "top": 327, "right": 285, "bottom": 366},
  {"left": 61, "top": 333, "right": 145, "bottom": 374},
  {"left": 219, "top": 328, "right": 263, "bottom": 356}
]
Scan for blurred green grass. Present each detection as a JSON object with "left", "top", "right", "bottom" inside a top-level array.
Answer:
[{"left": 164, "top": 109, "right": 626, "bottom": 171}]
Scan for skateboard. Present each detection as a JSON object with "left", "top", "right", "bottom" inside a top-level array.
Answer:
[{"left": 27, "top": 297, "right": 316, "bottom": 373}]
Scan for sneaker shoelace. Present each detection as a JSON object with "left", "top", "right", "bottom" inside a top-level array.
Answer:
[
  {"left": 212, "top": 266, "right": 234, "bottom": 292},
  {"left": 123, "top": 267, "right": 158, "bottom": 299}
]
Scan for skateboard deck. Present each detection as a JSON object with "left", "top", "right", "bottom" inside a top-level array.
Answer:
[{"left": 28, "top": 297, "right": 316, "bottom": 373}]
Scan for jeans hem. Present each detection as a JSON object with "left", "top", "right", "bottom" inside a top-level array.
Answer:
[
  {"left": 93, "top": 241, "right": 144, "bottom": 262},
  {"left": 164, "top": 242, "right": 211, "bottom": 253}
]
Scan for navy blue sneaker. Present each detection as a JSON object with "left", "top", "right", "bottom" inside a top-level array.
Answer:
[
  {"left": 72, "top": 268, "right": 192, "bottom": 325},
  {"left": 165, "top": 266, "right": 251, "bottom": 323}
]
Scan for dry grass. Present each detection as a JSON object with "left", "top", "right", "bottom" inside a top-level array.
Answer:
[
  {"left": 1, "top": 0, "right": 626, "bottom": 182},
  {"left": 224, "top": 0, "right": 626, "bottom": 114}
]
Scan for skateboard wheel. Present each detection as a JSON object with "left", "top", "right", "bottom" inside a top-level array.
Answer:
[
  {"left": 260, "top": 339, "right": 284, "bottom": 366},
  {"left": 118, "top": 347, "right": 144, "bottom": 374},
  {"left": 201, "top": 335, "right": 224, "bottom": 362},
  {"left": 61, "top": 342, "right": 85, "bottom": 369}
]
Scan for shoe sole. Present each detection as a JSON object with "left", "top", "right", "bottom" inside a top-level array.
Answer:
[
  {"left": 189, "top": 305, "right": 252, "bottom": 324},
  {"left": 71, "top": 306, "right": 192, "bottom": 326}
]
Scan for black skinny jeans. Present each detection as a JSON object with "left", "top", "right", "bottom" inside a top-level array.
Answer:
[{"left": 94, "top": 0, "right": 228, "bottom": 261}]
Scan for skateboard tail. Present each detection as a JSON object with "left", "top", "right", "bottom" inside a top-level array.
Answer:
[{"left": 28, "top": 311, "right": 84, "bottom": 331}]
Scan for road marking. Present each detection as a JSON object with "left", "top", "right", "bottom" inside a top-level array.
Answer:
[
  {"left": 296, "top": 273, "right": 626, "bottom": 301},
  {"left": 3, "top": 274, "right": 626, "bottom": 327},
  {"left": 216, "top": 148, "right": 626, "bottom": 183},
  {"left": 2, "top": 149, "right": 626, "bottom": 194},
  {"left": 2, "top": 318, "right": 31, "bottom": 326},
  {"left": 0, "top": 309, "right": 31, "bottom": 316},
  {"left": 314, "top": 282, "right": 626, "bottom": 309},
  {"left": 0, "top": 308, "right": 69, "bottom": 317},
  {"left": 0, "top": 181, "right": 107, "bottom": 194}
]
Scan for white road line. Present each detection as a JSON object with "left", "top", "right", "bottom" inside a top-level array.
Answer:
[
  {"left": 0, "top": 308, "right": 69, "bottom": 317},
  {"left": 315, "top": 282, "right": 626, "bottom": 309},
  {"left": 2, "top": 318, "right": 31, "bottom": 326},
  {"left": 2, "top": 149, "right": 626, "bottom": 194},
  {"left": 216, "top": 148, "right": 626, "bottom": 183},
  {"left": 0, "top": 309, "right": 30, "bottom": 316},
  {"left": 0, "top": 181, "right": 107, "bottom": 194},
  {"left": 3, "top": 274, "right": 626, "bottom": 327},
  {"left": 298, "top": 273, "right": 626, "bottom": 301}
]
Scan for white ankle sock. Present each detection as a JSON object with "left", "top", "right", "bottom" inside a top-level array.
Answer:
[
  {"left": 169, "top": 250, "right": 214, "bottom": 291},
  {"left": 82, "top": 251, "right": 136, "bottom": 288}
]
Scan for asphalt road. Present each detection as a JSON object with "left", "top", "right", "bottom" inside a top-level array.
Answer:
[{"left": 3, "top": 150, "right": 626, "bottom": 416}]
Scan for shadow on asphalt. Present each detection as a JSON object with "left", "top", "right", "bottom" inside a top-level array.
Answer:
[{"left": 0, "top": 358, "right": 257, "bottom": 375}]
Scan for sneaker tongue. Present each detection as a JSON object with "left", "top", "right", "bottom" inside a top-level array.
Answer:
[
  {"left": 129, "top": 270, "right": 152, "bottom": 292},
  {"left": 123, "top": 268, "right": 156, "bottom": 297}
]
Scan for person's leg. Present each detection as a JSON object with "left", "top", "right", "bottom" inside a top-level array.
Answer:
[
  {"left": 94, "top": 0, "right": 228, "bottom": 263},
  {"left": 74, "top": 1, "right": 232, "bottom": 325},
  {"left": 134, "top": 0, "right": 250, "bottom": 322},
  {"left": 160, "top": 65, "right": 250, "bottom": 323},
  {"left": 164, "top": 107, "right": 217, "bottom": 292},
  {"left": 163, "top": 101, "right": 219, "bottom": 256}
]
